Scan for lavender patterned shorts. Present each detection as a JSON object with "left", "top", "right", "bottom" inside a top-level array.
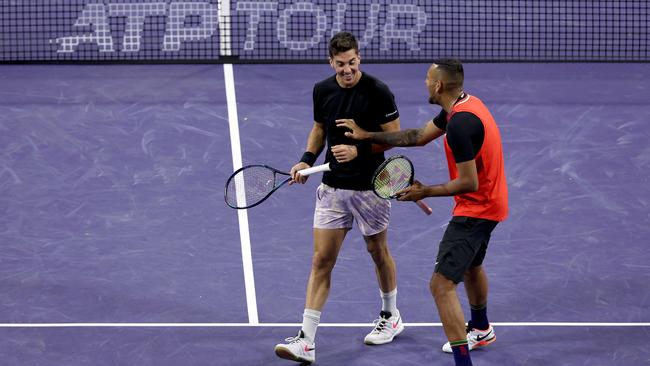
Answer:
[{"left": 313, "top": 183, "right": 391, "bottom": 236}]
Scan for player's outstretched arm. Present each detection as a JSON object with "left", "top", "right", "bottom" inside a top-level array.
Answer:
[{"left": 336, "top": 119, "right": 444, "bottom": 147}]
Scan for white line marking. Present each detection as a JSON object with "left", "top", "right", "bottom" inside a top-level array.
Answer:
[
  {"left": 0, "top": 322, "right": 647, "bottom": 328},
  {"left": 224, "top": 63, "right": 258, "bottom": 325}
]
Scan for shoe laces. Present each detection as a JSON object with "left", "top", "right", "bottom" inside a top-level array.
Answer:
[
  {"left": 284, "top": 331, "right": 308, "bottom": 344},
  {"left": 370, "top": 316, "right": 391, "bottom": 334}
]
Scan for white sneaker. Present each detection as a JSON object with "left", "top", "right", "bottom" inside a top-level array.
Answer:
[
  {"left": 442, "top": 324, "right": 496, "bottom": 353},
  {"left": 364, "top": 310, "right": 404, "bottom": 345},
  {"left": 274, "top": 330, "right": 316, "bottom": 364}
]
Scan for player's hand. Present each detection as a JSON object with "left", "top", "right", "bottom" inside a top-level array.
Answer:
[
  {"left": 290, "top": 162, "right": 311, "bottom": 184},
  {"left": 336, "top": 119, "right": 370, "bottom": 140},
  {"left": 331, "top": 144, "right": 358, "bottom": 163},
  {"left": 396, "top": 180, "right": 427, "bottom": 201}
]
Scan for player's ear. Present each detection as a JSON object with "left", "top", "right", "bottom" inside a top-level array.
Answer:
[{"left": 436, "top": 79, "right": 444, "bottom": 93}]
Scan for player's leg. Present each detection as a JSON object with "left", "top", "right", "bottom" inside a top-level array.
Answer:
[
  {"left": 305, "top": 184, "right": 353, "bottom": 338},
  {"left": 433, "top": 216, "right": 478, "bottom": 365},
  {"left": 274, "top": 229, "right": 348, "bottom": 364},
  {"left": 430, "top": 272, "right": 472, "bottom": 365},
  {"left": 462, "top": 265, "right": 496, "bottom": 352},
  {"left": 305, "top": 228, "right": 348, "bottom": 310},
  {"left": 364, "top": 229, "right": 396, "bottom": 297},
  {"left": 462, "top": 222, "right": 497, "bottom": 350},
  {"left": 464, "top": 265, "right": 488, "bottom": 309},
  {"left": 363, "top": 230, "right": 404, "bottom": 345},
  {"left": 351, "top": 190, "right": 402, "bottom": 345},
  {"left": 438, "top": 217, "right": 498, "bottom": 361},
  {"left": 464, "top": 232, "right": 490, "bottom": 320},
  {"left": 274, "top": 228, "right": 347, "bottom": 363},
  {"left": 275, "top": 184, "right": 352, "bottom": 364}
]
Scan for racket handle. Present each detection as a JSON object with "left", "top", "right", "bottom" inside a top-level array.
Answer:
[
  {"left": 415, "top": 200, "right": 433, "bottom": 215},
  {"left": 298, "top": 163, "right": 331, "bottom": 176}
]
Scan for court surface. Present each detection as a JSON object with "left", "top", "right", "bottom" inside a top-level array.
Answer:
[{"left": 0, "top": 63, "right": 649, "bottom": 365}]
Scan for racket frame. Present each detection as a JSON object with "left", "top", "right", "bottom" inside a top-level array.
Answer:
[
  {"left": 224, "top": 163, "right": 330, "bottom": 209},
  {"left": 371, "top": 155, "right": 415, "bottom": 199},
  {"left": 371, "top": 155, "right": 433, "bottom": 215}
]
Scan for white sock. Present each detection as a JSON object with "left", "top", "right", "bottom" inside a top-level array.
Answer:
[
  {"left": 301, "top": 309, "right": 321, "bottom": 343},
  {"left": 381, "top": 288, "right": 398, "bottom": 315}
]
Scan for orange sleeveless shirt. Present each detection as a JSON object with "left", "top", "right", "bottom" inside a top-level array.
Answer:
[{"left": 444, "top": 95, "right": 508, "bottom": 221}]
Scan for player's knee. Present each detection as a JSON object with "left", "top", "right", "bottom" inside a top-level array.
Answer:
[
  {"left": 464, "top": 265, "right": 484, "bottom": 281},
  {"left": 311, "top": 252, "right": 336, "bottom": 272},
  {"left": 429, "top": 273, "right": 455, "bottom": 299},
  {"left": 366, "top": 244, "right": 390, "bottom": 264}
]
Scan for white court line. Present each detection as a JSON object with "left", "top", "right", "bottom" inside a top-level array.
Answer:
[
  {"left": 0, "top": 322, "right": 648, "bottom": 328},
  {"left": 224, "top": 63, "right": 259, "bottom": 325}
]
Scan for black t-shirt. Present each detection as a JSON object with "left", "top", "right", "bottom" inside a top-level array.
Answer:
[
  {"left": 313, "top": 73, "right": 399, "bottom": 190},
  {"left": 433, "top": 110, "right": 485, "bottom": 163}
]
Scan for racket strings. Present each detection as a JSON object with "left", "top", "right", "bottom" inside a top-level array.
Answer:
[
  {"left": 374, "top": 158, "right": 413, "bottom": 199},
  {"left": 226, "top": 166, "right": 278, "bottom": 208}
]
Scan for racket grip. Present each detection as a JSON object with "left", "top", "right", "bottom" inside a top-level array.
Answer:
[
  {"left": 415, "top": 200, "right": 433, "bottom": 215},
  {"left": 298, "top": 163, "right": 331, "bottom": 176}
]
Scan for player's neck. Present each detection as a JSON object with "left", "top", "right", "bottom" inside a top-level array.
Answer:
[{"left": 441, "top": 90, "right": 465, "bottom": 113}]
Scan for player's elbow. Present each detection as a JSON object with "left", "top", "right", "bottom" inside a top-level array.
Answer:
[
  {"left": 414, "top": 135, "right": 432, "bottom": 147},
  {"left": 468, "top": 181, "right": 479, "bottom": 193},
  {"left": 414, "top": 133, "right": 429, "bottom": 146},
  {"left": 458, "top": 178, "right": 479, "bottom": 194}
]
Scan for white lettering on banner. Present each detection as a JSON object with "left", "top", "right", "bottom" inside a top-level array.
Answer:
[
  {"left": 235, "top": 1, "right": 277, "bottom": 51},
  {"left": 236, "top": 1, "right": 427, "bottom": 52},
  {"left": 277, "top": 2, "right": 326, "bottom": 51},
  {"left": 108, "top": 3, "right": 166, "bottom": 52},
  {"left": 329, "top": 2, "right": 380, "bottom": 49},
  {"left": 164, "top": 2, "right": 219, "bottom": 51},
  {"left": 382, "top": 4, "right": 427, "bottom": 51},
  {"left": 56, "top": 4, "right": 115, "bottom": 53},
  {"left": 53, "top": 1, "right": 428, "bottom": 54},
  {"left": 54, "top": 1, "right": 218, "bottom": 53}
]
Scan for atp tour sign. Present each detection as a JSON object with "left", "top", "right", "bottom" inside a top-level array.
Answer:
[
  {"left": 236, "top": 2, "right": 427, "bottom": 52},
  {"left": 54, "top": 2, "right": 219, "bottom": 53},
  {"left": 48, "top": 0, "right": 429, "bottom": 60},
  {"left": 2, "top": 0, "right": 644, "bottom": 62}
]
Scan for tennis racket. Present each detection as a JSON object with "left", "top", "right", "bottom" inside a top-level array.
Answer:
[
  {"left": 225, "top": 163, "right": 331, "bottom": 209},
  {"left": 372, "top": 155, "right": 433, "bottom": 215}
]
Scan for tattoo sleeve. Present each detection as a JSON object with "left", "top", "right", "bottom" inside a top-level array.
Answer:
[{"left": 368, "top": 128, "right": 422, "bottom": 147}]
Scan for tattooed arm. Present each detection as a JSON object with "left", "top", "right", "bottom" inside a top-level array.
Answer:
[{"left": 336, "top": 119, "right": 445, "bottom": 147}]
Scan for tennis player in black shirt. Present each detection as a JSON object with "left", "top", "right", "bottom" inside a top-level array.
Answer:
[{"left": 273, "top": 32, "right": 404, "bottom": 364}]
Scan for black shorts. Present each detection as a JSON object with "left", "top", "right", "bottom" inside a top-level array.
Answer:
[{"left": 435, "top": 216, "right": 498, "bottom": 284}]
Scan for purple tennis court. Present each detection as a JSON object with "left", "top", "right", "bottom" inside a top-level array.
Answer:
[
  {"left": 1, "top": 62, "right": 649, "bottom": 365},
  {"left": 1, "top": 1, "right": 650, "bottom": 365}
]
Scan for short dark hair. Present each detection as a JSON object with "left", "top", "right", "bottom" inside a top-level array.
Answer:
[
  {"left": 329, "top": 32, "right": 359, "bottom": 58},
  {"left": 433, "top": 58, "right": 464, "bottom": 89}
]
